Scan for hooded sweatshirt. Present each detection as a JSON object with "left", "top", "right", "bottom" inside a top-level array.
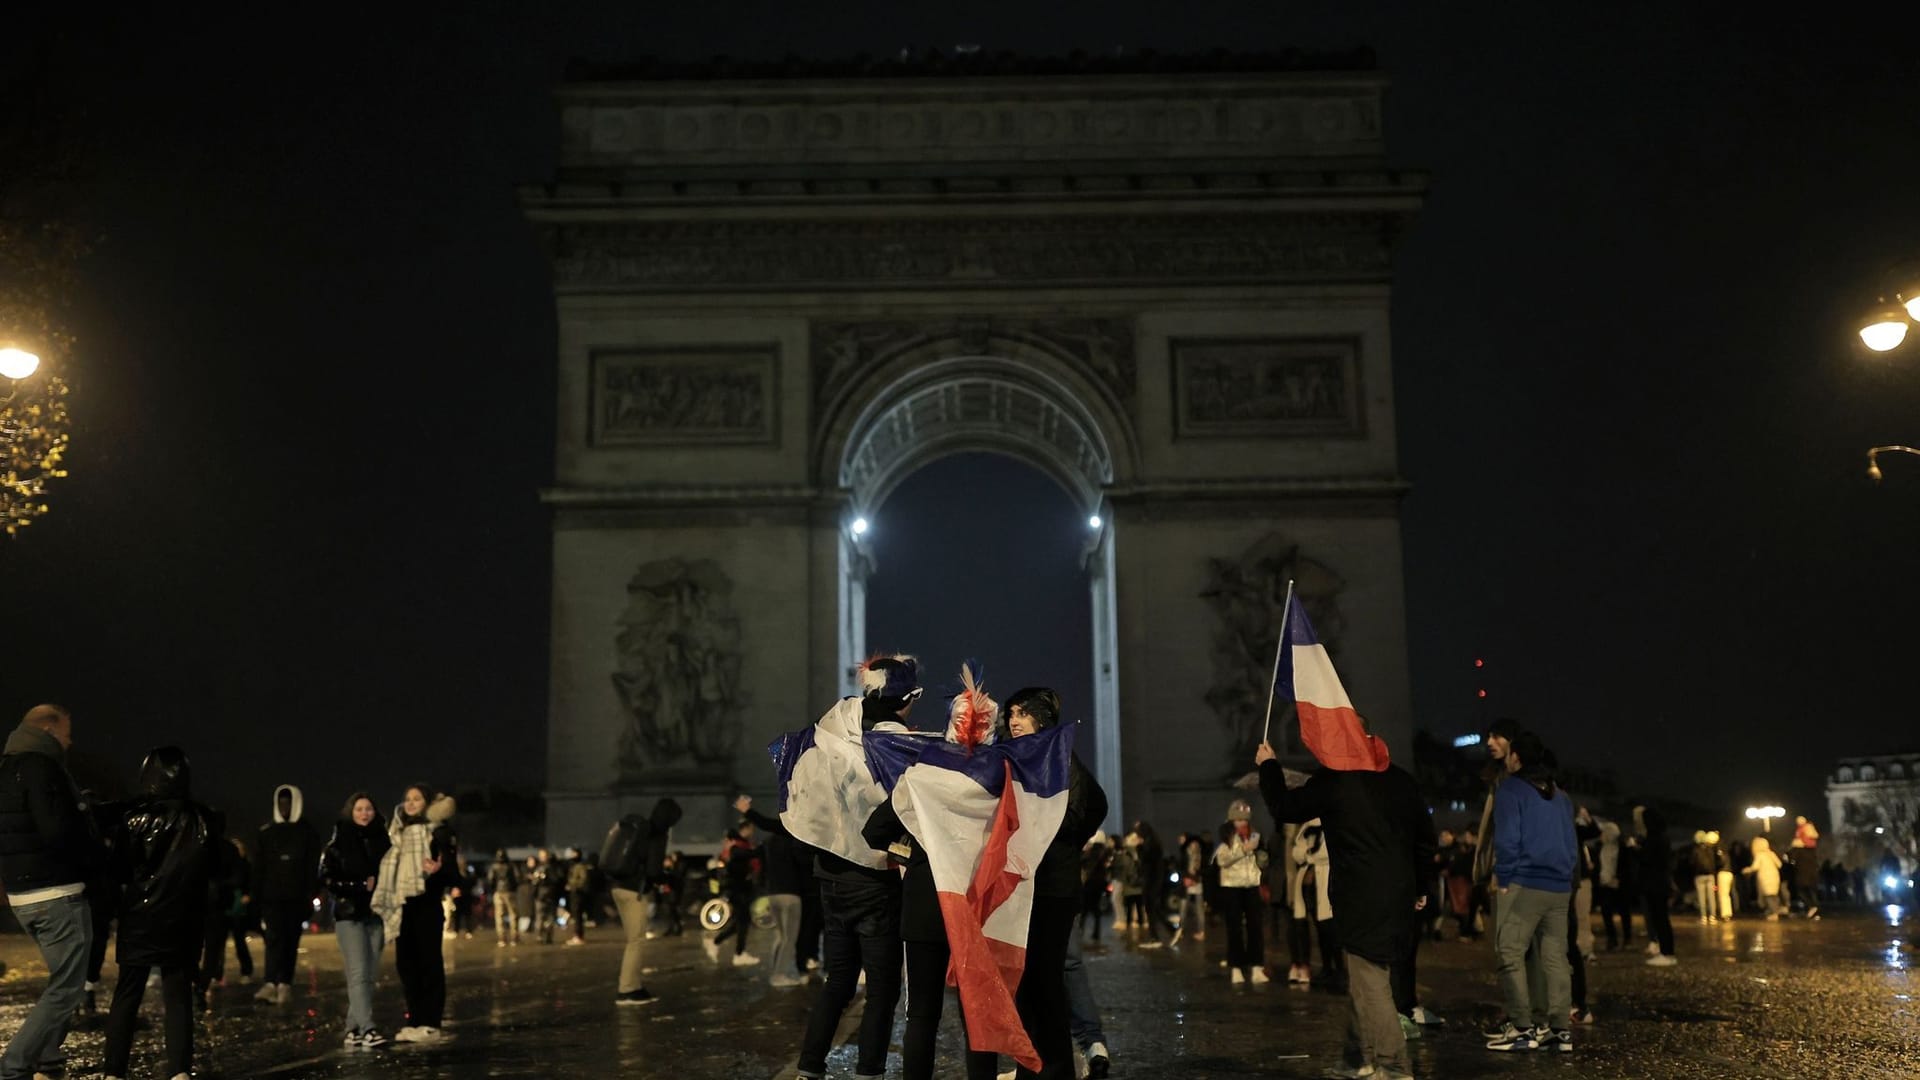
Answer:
[
  {"left": 1491, "top": 770, "right": 1577, "bottom": 893},
  {"left": 256, "top": 783, "right": 321, "bottom": 903}
]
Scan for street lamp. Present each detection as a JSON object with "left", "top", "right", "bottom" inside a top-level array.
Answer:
[
  {"left": 1856, "top": 266, "right": 1920, "bottom": 352},
  {"left": 1867, "top": 445, "right": 1920, "bottom": 483},
  {"left": 1744, "top": 805, "right": 1786, "bottom": 832},
  {"left": 0, "top": 346, "right": 40, "bottom": 381}
]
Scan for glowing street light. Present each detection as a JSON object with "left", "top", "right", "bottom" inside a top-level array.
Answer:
[
  {"left": 1860, "top": 305, "right": 1911, "bottom": 352},
  {"left": 0, "top": 347, "right": 40, "bottom": 381},
  {"left": 850, "top": 517, "right": 870, "bottom": 536},
  {"left": 1744, "top": 805, "right": 1786, "bottom": 832},
  {"left": 1087, "top": 514, "right": 1102, "bottom": 529}
]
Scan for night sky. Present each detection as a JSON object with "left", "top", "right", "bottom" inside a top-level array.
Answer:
[{"left": 5, "top": 6, "right": 1918, "bottom": 838}]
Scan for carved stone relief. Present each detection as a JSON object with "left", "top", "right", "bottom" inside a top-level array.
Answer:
[
  {"left": 811, "top": 315, "right": 1135, "bottom": 414},
  {"left": 1173, "top": 337, "right": 1363, "bottom": 439},
  {"left": 590, "top": 346, "right": 778, "bottom": 446},
  {"left": 544, "top": 214, "right": 1393, "bottom": 292},
  {"left": 611, "top": 559, "right": 747, "bottom": 778},
  {"left": 1199, "top": 535, "right": 1346, "bottom": 768}
]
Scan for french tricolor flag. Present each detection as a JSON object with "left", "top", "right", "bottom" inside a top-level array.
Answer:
[
  {"left": 1276, "top": 591, "right": 1390, "bottom": 772},
  {"left": 865, "top": 723, "right": 1074, "bottom": 1072}
]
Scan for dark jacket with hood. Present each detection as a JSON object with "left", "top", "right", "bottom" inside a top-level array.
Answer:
[
  {"left": 321, "top": 815, "right": 392, "bottom": 924},
  {"left": 1631, "top": 805, "right": 1672, "bottom": 899},
  {"left": 606, "top": 798, "right": 682, "bottom": 892},
  {"left": 256, "top": 784, "right": 320, "bottom": 903},
  {"left": 1035, "top": 755, "right": 1107, "bottom": 900},
  {"left": 115, "top": 747, "right": 220, "bottom": 965},
  {"left": 747, "top": 805, "right": 814, "bottom": 898},
  {"left": 0, "top": 721, "right": 100, "bottom": 896},
  {"left": 1259, "top": 760, "right": 1436, "bottom": 965}
]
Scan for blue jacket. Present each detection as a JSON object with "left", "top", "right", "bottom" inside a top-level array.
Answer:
[{"left": 1492, "top": 774, "right": 1577, "bottom": 893}]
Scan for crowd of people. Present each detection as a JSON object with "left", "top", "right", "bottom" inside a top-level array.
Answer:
[{"left": 0, "top": 686, "right": 1901, "bottom": 1080}]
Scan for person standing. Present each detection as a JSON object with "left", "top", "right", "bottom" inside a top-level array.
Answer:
[
  {"left": 1744, "top": 835, "right": 1785, "bottom": 919},
  {"left": 603, "top": 798, "right": 681, "bottom": 1005},
  {"left": 0, "top": 705, "right": 100, "bottom": 1080},
  {"left": 254, "top": 784, "right": 319, "bottom": 1004},
  {"left": 322, "top": 792, "right": 392, "bottom": 1048},
  {"left": 1173, "top": 833, "right": 1208, "bottom": 945},
  {"left": 1791, "top": 838, "right": 1823, "bottom": 919},
  {"left": 372, "top": 784, "right": 459, "bottom": 1044},
  {"left": 531, "top": 849, "right": 562, "bottom": 945},
  {"left": 1484, "top": 732, "right": 1577, "bottom": 1053},
  {"left": 1470, "top": 719, "right": 1521, "bottom": 938},
  {"left": 564, "top": 852, "right": 594, "bottom": 945},
  {"left": 707, "top": 821, "right": 762, "bottom": 965},
  {"left": 1212, "top": 799, "right": 1269, "bottom": 985},
  {"left": 1594, "top": 820, "right": 1630, "bottom": 949},
  {"left": 1286, "top": 818, "right": 1338, "bottom": 986},
  {"left": 1131, "top": 822, "right": 1175, "bottom": 948},
  {"left": 486, "top": 849, "right": 520, "bottom": 947},
  {"left": 1631, "top": 805, "right": 1677, "bottom": 965},
  {"left": 195, "top": 828, "right": 248, "bottom": 1004},
  {"left": 738, "top": 795, "right": 810, "bottom": 987},
  {"left": 101, "top": 747, "right": 218, "bottom": 1080},
  {"left": 1689, "top": 831, "right": 1718, "bottom": 923}
]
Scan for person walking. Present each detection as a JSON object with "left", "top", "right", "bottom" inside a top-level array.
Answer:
[
  {"left": 1745, "top": 836, "right": 1785, "bottom": 919},
  {"left": 253, "top": 784, "right": 319, "bottom": 1004},
  {"left": 322, "top": 792, "right": 392, "bottom": 1048},
  {"left": 603, "top": 797, "right": 680, "bottom": 1005},
  {"left": 372, "top": 784, "right": 458, "bottom": 1044},
  {"left": 1212, "top": 799, "right": 1269, "bottom": 985},
  {"left": 486, "top": 849, "right": 520, "bottom": 947},
  {"left": 531, "top": 849, "right": 562, "bottom": 944},
  {"left": 0, "top": 705, "right": 101, "bottom": 1080},
  {"left": 1173, "top": 833, "right": 1207, "bottom": 945},
  {"left": 101, "top": 747, "right": 218, "bottom": 1080},
  {"left": 1483, "top": 732, "right": 1578, "bottom": 1054},
  {"left": 564, "top": 852, "right": 594, "bottom": 945},
  {"left": 1111, "top": 833, "right": 1142, "bottom": 931},
  {"left": 707, "top": 821, "right": 762, "bottom": 965}
]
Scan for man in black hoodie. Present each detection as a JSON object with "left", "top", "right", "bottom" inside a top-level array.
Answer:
[
  {"left": 0, "top": 705, "right": 101, "bottom": 1080},
  {"left": 604, "top": 797, "right": 681, "bottom": 1005},
  {"left": 254, "top": 784, "right": 319, "bottom": 1003}
]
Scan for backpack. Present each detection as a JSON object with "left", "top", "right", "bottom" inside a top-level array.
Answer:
[{"left": 600, "top": 815, "right": 651, "bottom": 886}]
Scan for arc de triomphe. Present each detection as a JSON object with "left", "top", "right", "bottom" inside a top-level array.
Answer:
[{"left": 524, "top": 55, "right": 1425, "bottom": 844}]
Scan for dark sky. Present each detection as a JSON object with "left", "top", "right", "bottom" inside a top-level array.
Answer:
[{"left": 5, "top": 5, "right": 1919, "bottom": 836}]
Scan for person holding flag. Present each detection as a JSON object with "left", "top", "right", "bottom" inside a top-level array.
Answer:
[{"left": 1254, "top": 586, "right": 1433, "bottom": 1080}]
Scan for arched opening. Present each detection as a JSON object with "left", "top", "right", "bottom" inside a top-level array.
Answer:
[{"left": 863, "top": 452, "right": 1101, "bottom": 769}]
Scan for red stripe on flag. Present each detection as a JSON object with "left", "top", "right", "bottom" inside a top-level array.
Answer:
[
  {"left": 967, "top": 762, "right": 1023, "bottom": 921},
  {"left": 937, "top": 891, "right": 1039, "bottom": 1071},
  {"left": 1296, "top": 701, "right": 1390, "bottom": 771}
]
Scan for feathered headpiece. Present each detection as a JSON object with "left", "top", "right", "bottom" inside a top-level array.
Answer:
[
  {"left": 945, "top": 662, "right": 997, "bottom": 752},
  {"left": 860, "top": 653, "right": 923, "bottom": 704}
]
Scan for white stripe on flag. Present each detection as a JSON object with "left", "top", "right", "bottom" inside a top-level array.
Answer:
[{"left": 1292, "top": 643, "right": 1354, "bottom": 711}]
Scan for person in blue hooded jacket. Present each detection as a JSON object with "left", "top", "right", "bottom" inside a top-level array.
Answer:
[{"left": 1484, "top": 732, "right": 1577, "bottom": 1054}]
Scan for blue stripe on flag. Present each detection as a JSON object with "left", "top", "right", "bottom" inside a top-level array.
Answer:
[
  {"left": 1272, "top": 592, "right": 1324, "bottom": 703},
  {"left": 767, "top": 726, "right": 817, "bottom": 813},
  {"left": 871, "top": 723, "right": 1075, "bottom": 798}
]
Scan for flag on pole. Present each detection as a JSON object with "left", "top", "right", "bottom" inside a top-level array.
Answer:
[
  {"left": 1275, "top": 592, "right": 1390, "bottom": 771},
  {"left": 864, "top": 722, "right": 1074, "bottom": 1072}
]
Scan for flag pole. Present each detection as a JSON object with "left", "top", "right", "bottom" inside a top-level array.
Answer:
[{"left": 1260, "top": 578, "right": 1296, "bottom": 746}]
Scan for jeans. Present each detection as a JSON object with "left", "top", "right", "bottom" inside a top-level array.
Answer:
[
  {"left": 396, "top": 896, "right": 446, "bottom": 1028},
  {"left": 798, "top": 877, "right": 903, "bottom": 1078},
  {"left": 1339, "top": 952, "right": 1409, "bottom": 1073},
  {"left": 902, "top": 939, "right": 1000, "bottom": 1080},
  {"left": 493, "top": 892, "right": 519, "bottom": 941},
  {"left": 766, "top": 893, "right": 802, "bottom": 979},
  {"left": 1693, "top": 874, "right": 1715, "bottom": 917},
  {"left": 1495, "top": 884, "right": 1571, "bottom": 1029},
  {"left": 1063, "top": 913, "right": 1107, "bottom": 1050},
  {"left": 259, "top": 899, "right": 308, "bottom": 984},
  {"left": 611, "top": 887, "right": 648, "bottom": 993},
  {"left": 1, "top": 894, "right": 91, "bottom": 1080},
  {"left": 336, "top": 918, "right": 384, "bottom": 1033},
  {"left": 104, "top": 962, "right": 193, "bottom": 1078}
]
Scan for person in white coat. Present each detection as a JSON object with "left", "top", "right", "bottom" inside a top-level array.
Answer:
[
  {"left": 1744, "top": 836, "right": 1784, "bottom": 919},
  {"left": 1212, "top": 800, "right": 1269, "bottom": 985},
  {"left": 1286, "top": 818, "right": 1339, "bottom": 986}
]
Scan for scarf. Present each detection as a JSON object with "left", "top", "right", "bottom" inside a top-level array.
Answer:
[
  {"left": 371, "top": 810, "right": 431, "bottom": 940},
  {"left": 3, "top": 722, "right": 65, "bottom": 762}
]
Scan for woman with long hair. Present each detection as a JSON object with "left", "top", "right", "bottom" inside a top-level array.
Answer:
[
  {"left": 322, "top": 791, "right": 392, "bottom": 1048},
  {"left": 371, "top": 783, "right": 459, "bottom": 1043}
]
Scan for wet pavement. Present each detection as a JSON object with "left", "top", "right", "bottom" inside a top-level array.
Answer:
[{"left": 0, "top": 905, "right": 1913, "bottom": 1078}]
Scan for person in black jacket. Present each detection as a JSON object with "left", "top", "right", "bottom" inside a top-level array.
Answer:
[
  {"left": 321, "top": 792, "right": 392, "bottom": 1048},
  {"left": 102, "top": 746, "right": 219, "bottom": 1080},
  {"left": 195, "top": 828, "right": 251, "bottom": 1004},
  {"left": 486, "top": 849, "right": 521, "bottom": 947},
  {"left": 1256, "top": 738, "right": 1431, "bottom": 1080},
  {"left": 605, "top": 797, "right": 681, "bottom": 1005},
  {"left": 371, "top": 784, "right": 458, "bottom": 1044},
  {"left": 0, "top": 704, "right": 102, "bottom": 1080},
  {"left": 738, "top": 794, "right": 814, "bottom": 987},
  {"left": 1631, "top": 804, "right": 1677, "bottom": 965},
  {"left": 253, "top": 783, "right": 319, "bottom": 1004},
  {"left": 1003, "top": 687, "right": 1108, "bottom": 1080}
]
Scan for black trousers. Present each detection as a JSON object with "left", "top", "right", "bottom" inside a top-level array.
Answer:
[
  {"left": 396, "top": 897, "right": 447, "bottom": 1028},
  {"left": 1640, "top": 889, "right": 1674, "bottom": 956},
  {"left": 566, "top": 889, "right": 589, "bottom": 939},
  {"left": 902, "top": 939, "right": 1001, "bottom": 1080},
  {"left": 1391, "top": 930, "right": 1418, "bottom": 1014},
  {"left": 715, "top": 887, "right": 753, "bottom": 954},
  {"left": 86, "top": 892, "right": 116, "bottom": 984},
  {"left": 1217, "top": 886, "right": 1265, "bottom": 970},
  {"left": 104, "top": 962, "right": 193, "bottom": 1078},
  {"left": 1596, "top": 885, "right": 1631, "bottom": 947},
  {"left": 796, "top": 889, "right": 821, "bottom": 963},
  {"left": 259, "top": 899, "right": 307, "bottom": 985},
  {"left": 798, "top": 878, "right": 903, "bottom": 1077},
  {"left": 1014, "top": 896, "right": 1078, "bottom": 1080}
]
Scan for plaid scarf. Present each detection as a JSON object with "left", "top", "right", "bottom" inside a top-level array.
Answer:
[{"left": 371, "top": 811, "right": 431, "bottom": 940}]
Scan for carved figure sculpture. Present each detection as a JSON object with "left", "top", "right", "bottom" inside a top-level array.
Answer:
[{"left": 611, "top": 558, "right": 747, "bottom": 776}]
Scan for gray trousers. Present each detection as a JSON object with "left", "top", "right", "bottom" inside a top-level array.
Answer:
[
  {"left": 1339, "top": 952, "right": 1409, "bottom": 1074},
  {"left": 766, "top": 893, "right": 802, "bottom": 979},
  {"left": 1495, "top": 884, "right": 1572, "bottom": 1029},
  {"left": 1572, "top": 878, "right": 1594, "bottom": 957},
  {"left": 611, "top": 887, "right": 648, "bottom": 993}
]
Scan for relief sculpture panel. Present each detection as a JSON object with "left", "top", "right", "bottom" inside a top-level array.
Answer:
[
  {"left": 591, "top": 346, "right": 778, "bottom": 447},
  {"left": 1173, "top": 338, "right": 1363, "bottom": 439},
  {"left": 611, "top": 558, "right": 747, "bottom": 779}
]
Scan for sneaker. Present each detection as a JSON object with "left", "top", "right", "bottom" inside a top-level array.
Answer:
[
  {"left": 564, "top": 937, "right": 585, "bottom": 947},
  {"left": 1807, "top": 905, "right": 1820, "bottom": 919},
  {"left": 1646, "top": 953, "right": 1678, "bottom": 967},
  {"left": 1230, "top": 967, "right": 1246, "bottom": 985},
  {"left": 1086, "top": 1041, "right": 1110, "bottom": 1079},
  {"left": 1410, "top": 1005, "right": 1445, "bottom": 1025},
  {"left": 1137, "top": 940, "right": 1165, "bottom": 950},
  {"left": 999, "top": 1070, "right": 1019, "bottom": 1080},
  {"left": 496, "top": 940, "right": 506, "bottom": 948},
  {"left": 768, "top": 974, "right": 807, "bottom": 988},
  {"left": 732, "top": 952, "right": 761, "bottom": 966},
  {"left": 1398, "top": 1013, "right": 1421, "bottom": 1040},
  {"left": 237, "top": 973, "right": 254, "bottom": 985},
  {"left": 276, "top": 983, "right": 292, "bottom": 1004},
  {"left": 702, "top": 937, "right": 721, "bottom": 963},
  {"left": 407, "top": 1026, "right": 448, "bottom": 1044},
  {"left": 1288, "top": 964, "right": 1312, "bottom": 985},
  {"left": 392, "top": 1026, "right": 420, "bottom": 1042},
  {"left": 1569, "top": 1007, "right": 1596, "bottom": 1025},
  {"left": 1644, "top": 942, "right": 1661, "bottom": 955},
  {"left": 1250, "top": 966, "right": 1271, "bottom": 985},
  {"left": 360, "top": 1028, "right": 391, "bottom": 1047},
  {"left": 615, "top": 989, "right": 657, "bottom": 1006},
  {"left": 1485, "top": 1021, "right": 1540, "bottom": 1051},
  {"left": 253, "top": 982, "right": 278, "bottom": 1002},
  {"left": 343, "top": 1029, "right": 364, "bottom": 1048},
  {"left": 644, "top": 931, "right": 657, "bottom": 940},
  {"left": 1320, "top": 1064, "right": 1375, "bottom": 1079},
  {"left": 1542, "top": 1027, "right": 1574, "bottom": 1052}
]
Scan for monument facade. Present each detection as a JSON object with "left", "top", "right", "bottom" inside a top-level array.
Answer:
[{"left": 525, "top": 53, "right": 1426, "bottom": 844}]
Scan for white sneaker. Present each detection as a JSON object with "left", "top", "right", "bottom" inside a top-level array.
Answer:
[
  {"left": 702, "top": 937, "right": 721, "bottom": 963},
  {"left": 392, "top": 1026, "right": 422, "bottom": 1042},
  {"left": 408, "top": 1026, "right": 448, "bottom": 1044},
  {"left": 1250, "top": 966, "right": 1271, "bottom": 985},
  {"left": 732, "top": 952, "right": 761, "bottom": 966},
  {"left": 1643, "top": 942, "right": 1660, "bottom": 956},
  {"left": 276, "top": 983, "right": 292, "bottom": 1003},
  {"left": 343, "top": 1030, "right": 363, "bottom": 1048},
  {"left": 1230, "top": 967, "right": 1246, "bottom": 985},
  {"left": 253, "top": 982, "right": 278, "bottom": 1002},
  {"left": 1645, "top": 953, "right": 1678, "bottom": 967}
]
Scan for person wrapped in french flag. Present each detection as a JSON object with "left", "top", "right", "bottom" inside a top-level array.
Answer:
[
  {"left": 864, "top": 668, "right": 1077, "bottom": 1074},
  {"left": 1275, "top": 590, "right": 1390, "bottom": 772}
]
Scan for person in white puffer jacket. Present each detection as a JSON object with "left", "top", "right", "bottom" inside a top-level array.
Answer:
[{"left": 1212, "top": 799, "right": 1270, "bottom": 985}]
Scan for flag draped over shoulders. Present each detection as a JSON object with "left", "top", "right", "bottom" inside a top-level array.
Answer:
[
  {"left": 767, "top": 697, "right": 918, "bottom": 871},
  {"left": 865, "top": 723, "right": 1075, "bottom": 1072}
]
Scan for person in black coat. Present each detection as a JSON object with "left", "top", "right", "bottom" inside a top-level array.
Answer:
[
  {"left": 253, "top": 783, "right": 319, "bottom": 1003},
  {"left": 321, "top": 792, "right": 392, "bottom": 1047},
  {"left": 103, "top": 746, "right": 219, "bottom": 1080},
  {"left": 1631, "top": 804, "right": 1676, "bottom": 963},
  {"left": 1256, "top": 739, "right": 1431, "bottom": 1080}
]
